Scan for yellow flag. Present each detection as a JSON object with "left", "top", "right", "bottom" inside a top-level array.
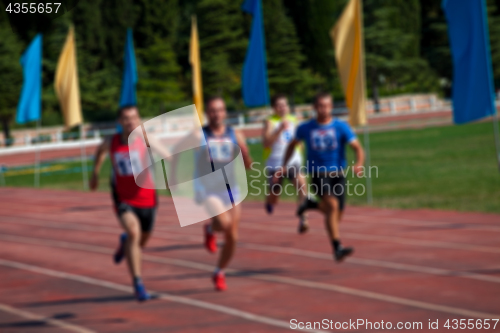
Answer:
[
  {"left": 190, "top": 16, "right": 204, "bottom": 121},
  {"left": 331, "top": 0, "right": 367, "bottom": 127},
  {"left": 55, "top": 27, "right": 82, "bottom": 128}
]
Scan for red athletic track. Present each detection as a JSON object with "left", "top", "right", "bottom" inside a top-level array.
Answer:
[
  {"left": 0, "top": 188, "right": 499, "bottom": 333},
  {"left": 0, "top": 110, "right": 453, "bottom": 167}
]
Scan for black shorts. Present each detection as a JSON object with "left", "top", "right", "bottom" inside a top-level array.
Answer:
[
  {"left": 311, "top": 174, "right": 346, "bottom": 211},
  {"left": 112, "top": 187, "right": 157, "bottom": 233},
  {"left": 115, "top": 202, "right": 157, "bottom": 232}
]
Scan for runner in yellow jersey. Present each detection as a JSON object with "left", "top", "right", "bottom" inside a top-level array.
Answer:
[{"left": 262, "top": 94, "right": 308, "bottom": 233}]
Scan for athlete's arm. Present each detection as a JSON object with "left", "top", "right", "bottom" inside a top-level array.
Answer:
[
  {"left": 89, "top": 138, "right": 110, "bottom": 191},
  {"left": 262, "top": 119, "right": 286, "bottom": 148},
  {"left": 235, "top": 130, "right": 253, "bottom": 169},
  {"left": 168, "top": 130, "right": 202, "bottom": 186},
  {"left": 282, "top": 138, "right": 299, "bottom": 169},
  {"left": 349, "top": 139, "right": 365, "bottom": 177},
  {"left": 272, "top": 138, "right": 300, "bottom": 183},
  {"left": 146, "top": 135, "right": 171, "bottom": 162}
]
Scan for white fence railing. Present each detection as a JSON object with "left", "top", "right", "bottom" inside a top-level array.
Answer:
[{"left": 0, "top": 97, "right": 453, "bottom": 154}]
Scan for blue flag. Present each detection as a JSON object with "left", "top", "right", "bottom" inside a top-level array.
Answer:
[
  {"left": 16, "top": 34, "right": 42, "bottom": 124},
  {"left": 119, "top": 28, "right": 138, "bottom": 107},
  {"left": 242, "top": 0, "right": 270, "bottom": 107},
  {"left": 443, "top": 0, "right": 496, "bottom": 124}
]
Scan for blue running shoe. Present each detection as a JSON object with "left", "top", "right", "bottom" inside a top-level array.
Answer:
[
  {"left": 265, "top": 203, "right": 274, "bottom": 215},
  {"left": 113, "top": 233, "right": 127, "bottom": 264},
  {"left": 134, "top": 280, "right": 151, "bottom": 302}
]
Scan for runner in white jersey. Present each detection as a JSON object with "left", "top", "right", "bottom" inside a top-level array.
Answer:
[{"left": 262, "top": 94, "right": 308, "bottom": 233}]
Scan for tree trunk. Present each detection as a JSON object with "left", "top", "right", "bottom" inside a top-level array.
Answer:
[{"left": 1, "top": 117, "right": 11, "bottom": 147}]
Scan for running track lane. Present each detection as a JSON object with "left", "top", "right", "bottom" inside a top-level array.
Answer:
[{"left": 0, "top": 188, "right": 499, "bottom": 332}]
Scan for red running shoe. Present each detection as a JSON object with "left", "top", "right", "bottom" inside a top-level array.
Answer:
[
  {"left": 212, "top": 271, "right": 227, "bottom": 291},
  {"left": 204, "top": 223, "right": 217, "bottom": 253}
]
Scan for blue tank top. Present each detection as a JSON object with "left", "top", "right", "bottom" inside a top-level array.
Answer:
[{"left": 195, "top": 125, "right": 239, "bottom": 189}]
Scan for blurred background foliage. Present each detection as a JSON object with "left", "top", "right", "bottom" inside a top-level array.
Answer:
[{"left": 2, "top": 0, "right": 500, "bottom": 128}]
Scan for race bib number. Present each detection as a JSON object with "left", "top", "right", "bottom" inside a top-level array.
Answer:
[
  {"left": 311, "top": 128, "right": 337, "bottom": 151},
  {"left": 207, "top": 138, "right": 233, "bottom": 162},
  {"left": 281, "top": 128, "right": 293, "bottom": 142},
  {"left": 114, "top": 150, "right": 142, "bottom": 176}
]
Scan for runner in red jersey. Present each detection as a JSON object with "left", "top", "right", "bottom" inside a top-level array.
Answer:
[{"left": 90, "top": 105, "right": 166, "bottom": 302}]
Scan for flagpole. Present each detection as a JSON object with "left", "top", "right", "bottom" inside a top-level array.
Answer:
[
  {"left": 80, "top": 124, "right": 88, "bottom": 190},
  {"left": 34, "top": 119, "right": 41, "bottom": 187},
  {"left": 363, "top": 125, "right": 373, "bottom": 204}
]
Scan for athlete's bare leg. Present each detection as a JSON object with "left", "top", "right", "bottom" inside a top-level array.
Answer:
[
  {"left": 266, "top": 189, "right": 280, "bottom": 206},
  {"left": 118, "top": 211, "right": 142, "bottom": 278},
  {"left": 204, "top": 195, "right": 239, "bottom": 269},
  {"left": 267, "top": 170, "right": 306, "bottom": 213},
  {"left": 205, "top": 195, "right": 240, "bottom": 269},
  {"left": 292, "top": 172, "right": 307, "bottom": 203},
  {"left": 211, "top": 204, "right": 240, "bottom": 270},
  {"left": 292, "top": 173, "right": 309, "bottom": 233},
  {"left": 317, "top": 195, "right": 341, "bottom": 240},
  {"left": 265, "top": 171, "right": 281, "bottom": 213},
  {"left": 140, "top": 232, "right": 151, "bottom": 248},
  {"left": 318, "top": 195, "right": 353, "bottom": 261}
]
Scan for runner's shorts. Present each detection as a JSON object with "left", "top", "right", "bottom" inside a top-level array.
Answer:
[
  {"left": 265, "top": 164, "right": 301, "bottom": 194},
  {"left": 112, "top": 189, "right": 157, "bottom": 232},
  {"left": 311, "top": 174, "right": 346, "bottom": 211}
]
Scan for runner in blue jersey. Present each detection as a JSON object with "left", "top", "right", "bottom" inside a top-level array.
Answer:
[{"left": 278, "top": 92, "right": 365, "bottom": 262}]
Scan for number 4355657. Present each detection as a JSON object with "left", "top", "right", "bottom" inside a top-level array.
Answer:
[
  {"left": 444, "top": 319, "right": 499, "bottom": 330},
  {"left": 6, "top": 3, "right": 61, "bottom": 14}
]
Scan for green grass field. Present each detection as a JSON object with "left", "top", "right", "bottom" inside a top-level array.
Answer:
[{"left": 2, "top": 121, "right": 500, "bottom": 214}]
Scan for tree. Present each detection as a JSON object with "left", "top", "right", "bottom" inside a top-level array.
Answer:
[
  {"left": 263, "top": 0, "right": 321, "bottom": 104},
  {"left": 420, "top": 0, "right": 452, "bottom": 95},
  {"left": 136, "top": 36, "right": 186, "bottom": 116},
  {"left": 284, "top": 0, "right": 343, "bottom": 95},
  {"left": 364, "top": 0, "right": 439, "bottom": 111},
  {"left": 70, "top": 0, "right": 124, "bottom": 121},
  {"left": 135, "top": 0, "right": 180, "bottom": 46},
  {"left": 196, "top": 0, "right": 247, "bottom": 106},
  {"left": 487, "top": 0, "right": 500, "bottom": 89},
  {"left": 134, "top": 0, "right": 186, "bottom": 115},
  {"left": 0, "top": 15, "right": 23, "bottom": 144}
]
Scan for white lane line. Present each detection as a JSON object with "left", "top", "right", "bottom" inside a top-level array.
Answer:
[
  {"left": 1, "top": 234, "right": 499, "bottom": 320},
  {"left": 252, "top": 274, "right": 500, "bottom": 320},
  {"left": 2, "top": 195, "right": 500, "bottom": 231},
  {"left": 239, "top": 243, "right": 500, "bottom": 284},
  {"left": 239, "top": 223, "right": 500, "bottom": 254},
  {"left": 235, "top": 208, "right": 500, "bottom": 233},
  {"left": 0, "top": 259, "right": 322, "bottom": 333},
  {"left": 0, "top": 302, "right": 95, "bottom": 333},
  {"left": 2, "top": 218, "right": 500, "bottom": 284},
  {"left": 3, "top": 209, "right": 500, "bottom": 253},
  {"left": 344, "top": 215, "right": 500, "bottom": 233}
]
